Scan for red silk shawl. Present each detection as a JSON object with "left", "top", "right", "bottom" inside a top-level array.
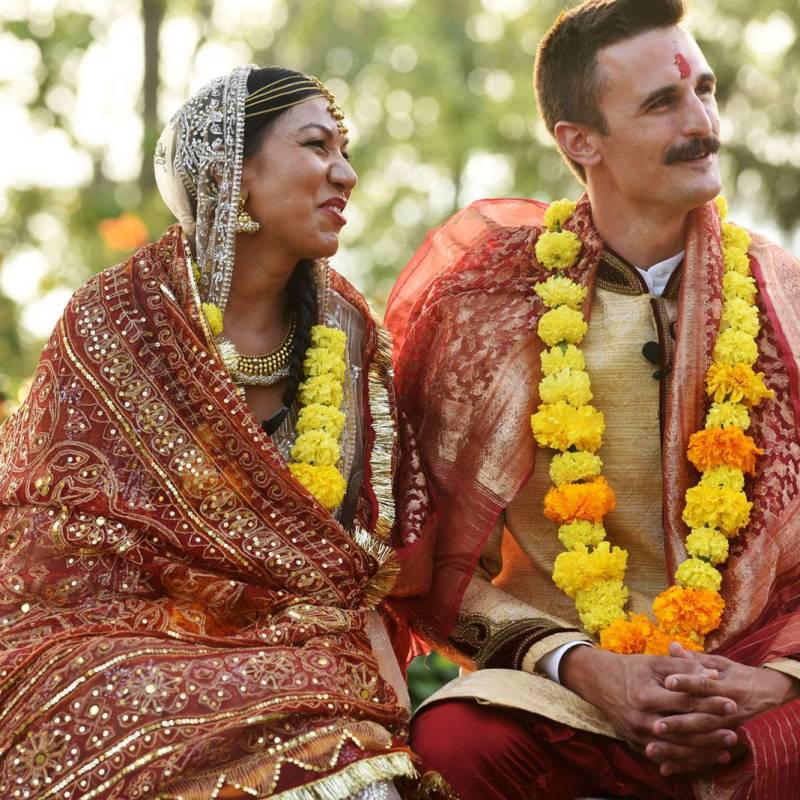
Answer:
[
  {"left": 0, "top": 227, "right": 429, "bottom": 799},
  {"left": 386, "top": 196, "right": 800, "bottom": 799}
]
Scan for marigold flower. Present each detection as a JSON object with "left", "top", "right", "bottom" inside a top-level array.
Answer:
[
  {"left": 550, "top": 451, "right": 603, "bottom": 486},
  {"left": 557, "top": 520, "right": 606, "bottom": 550},
  {"left": 98, "top": 212, "right": 149, "bottom": 251},
  {"left": 706, "top": 362, "right": 773, "bottom": 407},
  {"left": 600, "top": 613, "right": 655, "bottom": 654},
  {"left": 553, "top": 541, "right": 627, "bottom": 598},
  {"left": 298, "top": 374, "right": 344, "bottom": 408},
  {"left": 652, "top": 585, "right": 725, "bottom": 636},
  {"left": 720, "top": 298, "right": 760, "bottom": 338},
  {"left": 699, "top": 465, "right": 745, "bottom": 492},
  {"left": 290, "top": 430, "right": 340, "bottom": 466},
  {"left": 288, "top": 463, "right": 347, "bottom": 510},
  {"left": 310, "top": 325, "right": 347, "bottom": 358},
  {"left": 722, "top": 271, "right": 757, "bottom": 305},
  {"left": 538, "top": 306, "right": 588, "bottom": 347},
  {"left": 643, "top": 628, "right": 703, "bottom": 656},
  {"left": 705, "top": 401, "right": 751, "bottom": 430},
  {"left": 722, "top": 222, "right": 752, "bottom": 254},
  {"left": 686, "top": 528, "right": 729, "bottom": 565},
  {"left": 535, "top": 275, "right": 588, "bottom": 311},
  {"left": 544, "top": 477, "right": 617, "bottom": 524},
  {"left": 576, "top": 580, "right": 628, "bottom": 635},
  {"left": 303, "top": 347, "right": 346, "bottom": 380},
  {"left": 539, "top": 368, "right": 593, "bottom": 407},
  {"left": 682, "top": 485, "right": 752, "bottom": 535},
  {"left": 540, "top": 344, "right": 585, "bottom": 376},
  {"left": 715, "top": 196, "right": 728, "bottom": 220},
  {"left": 202, "top": 303, "right": 224, "bottom": 337},
  {"left": 687, "top": 427, "right": 762, "bottom": 474},
  {"left": 296, "top": 404, "right": 345, "bottom": 439},
  {"left": 723, "top": 247, "right": 751, "bottom": 276},
  {"left": 535, "top": 230, "right": 582, "bottom": 271},
  {"left": 531, "top": 402, "right": 605, "bottom": 452},
  {"left": 675, "top": 558, "right": 723, "bottom": 592},
  {"left": 713, "top": 328, "right": 758, "bottom": 367},
  {"left": 543, "top": 199, "right": 577, "bottom": 230}
]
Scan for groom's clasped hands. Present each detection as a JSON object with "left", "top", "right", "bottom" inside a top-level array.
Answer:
[{"left": 560, "top": 641, "right": 799, "bottom": 777}]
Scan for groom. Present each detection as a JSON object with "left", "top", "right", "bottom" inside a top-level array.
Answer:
[{"left": 387, "top": 1, "right": 800, "bottom": 798}]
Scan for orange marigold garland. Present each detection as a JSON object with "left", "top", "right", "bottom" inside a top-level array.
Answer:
[
  {"left": 533, "top": 197, "right": 772, "bottom": 654},
  {"left": 686, "top": 427, "right": 763, "bottom": 474},
  {"left": 543, "top": 477, "right": 616, "bottom": 524}
]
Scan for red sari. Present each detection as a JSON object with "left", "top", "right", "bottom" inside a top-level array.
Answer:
[
  {"left": 0, "top": 227, "right": 442, "bottom": 799},
  {"left": 387, "top": 196, "right": 800, "bottom": 800}
]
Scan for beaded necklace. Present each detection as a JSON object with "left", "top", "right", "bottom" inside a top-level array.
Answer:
[{"left": 530, "top": 197, "right": 772, "bottom": 655}]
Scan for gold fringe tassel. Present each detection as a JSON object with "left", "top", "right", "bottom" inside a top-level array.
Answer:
[
  {"left": 353, "top": 527, "right": 395, "bottom": 566},
  {"left": 161, "top": 752, "right": 418, "bottom": 800},
  {"left": 353, "top": 526, "right": 401, "bottom": 608},
  {"left": 367, "top": 323, "right": 398, "bottom": 536},
  {"left": 270, "top": 752, "right": 417, "bottom": 800},
  {"left": 216, "top": 337, "right": 239, "bottom": 373},
  {"left": 363, "top": 556, "right": 401, "bottom": 609}
]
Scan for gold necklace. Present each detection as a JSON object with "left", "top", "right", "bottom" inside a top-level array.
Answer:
[{"left": 218, "top": 314, "right": 296, "bottom": 387}]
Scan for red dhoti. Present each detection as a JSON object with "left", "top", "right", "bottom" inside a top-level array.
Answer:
[{"left": 411, "top": 700, "right": 694, "bottom": 800}]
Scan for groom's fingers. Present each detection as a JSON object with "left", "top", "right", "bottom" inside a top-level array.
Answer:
[
  {"left": 668, "top": 643, "right": 730, "bottom": 673},
  {"left": 654, "top": 712, "right": 737, "bottom": 738},
  {"left": 665, "top": 671, "right": 736, "bottom": 699},
  {"left": 659, "top": 750, "right": 733, "bottom": 777},
  {"left": 641, "top": 685, "right": 736, "bottom": 716},
  {"left": 645, "top": 740, "right": 734, "bottom": 774}
]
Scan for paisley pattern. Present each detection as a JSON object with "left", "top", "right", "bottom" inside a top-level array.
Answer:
[{"left": 0, "top": 227, "right": 436, "bottom": 799}]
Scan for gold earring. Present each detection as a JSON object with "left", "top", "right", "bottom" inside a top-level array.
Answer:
[{"left": 236, "top": 192, "right": 260, "bottom": 234}]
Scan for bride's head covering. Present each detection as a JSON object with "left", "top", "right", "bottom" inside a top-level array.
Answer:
[{"left": 154, "top": 65, "right": 345, "bottom": 314}]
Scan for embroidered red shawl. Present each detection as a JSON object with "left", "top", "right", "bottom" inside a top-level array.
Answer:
[
  {"left": 0, "top": 227, "right": 437, "bottom": 799},
  {"left": 386, "top": 195, "right": 800, "bottom": 800}
]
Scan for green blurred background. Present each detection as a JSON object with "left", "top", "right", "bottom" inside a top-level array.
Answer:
[{"left": 1, "top": 0, "right": 798, "bottom": 704}]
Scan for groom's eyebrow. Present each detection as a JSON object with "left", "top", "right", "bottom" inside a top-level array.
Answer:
[{"left": 638, "top": 71, "right": 717, "bottom": 110}]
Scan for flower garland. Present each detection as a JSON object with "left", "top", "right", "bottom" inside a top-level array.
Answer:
[
  {"left": 288, "top": 325, "right": 349, "bottom": 511},
  {"left": 530, "top": 197, "right": 773, "bottom": 655},
  {"left": 201, "top": 299, "right": 348, "bottom": 512}
]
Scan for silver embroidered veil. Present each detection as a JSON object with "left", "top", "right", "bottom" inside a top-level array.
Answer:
[{"left": 154, "top": 65, "right": 251, "bottom": 315}]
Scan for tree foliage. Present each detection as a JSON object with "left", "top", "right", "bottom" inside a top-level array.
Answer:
[{"left": 1, "top": 0, "right": 798, "bottom": 398}]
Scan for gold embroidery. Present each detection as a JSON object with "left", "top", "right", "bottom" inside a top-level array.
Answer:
[
  {"left": 451, "top": 611, "right": 575, "bottom": 669},
  {"left": 596, "top": 251, "right": 645, "bottom": 296}
]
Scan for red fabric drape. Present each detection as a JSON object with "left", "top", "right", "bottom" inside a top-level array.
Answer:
[{"left": 0, "top": 227, "right": 436, "bottom": 798}]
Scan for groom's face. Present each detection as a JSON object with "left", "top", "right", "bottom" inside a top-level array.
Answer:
[{"left": 590, "top": 25, "right": 721, "bottom": 213}]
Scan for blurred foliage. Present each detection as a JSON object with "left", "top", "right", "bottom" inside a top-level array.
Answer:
[
  {"left": 408, "top": 651, "right": 461, "bottom": 710},
  {"left": 2, "top": 0, "right": 799, "bottom": 404},
  {"left": 1, "top": 0, "right": 799, "bottom": 699}
]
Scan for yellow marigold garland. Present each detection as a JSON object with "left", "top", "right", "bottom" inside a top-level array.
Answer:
[
  {"left": 200, "top": 301, "right": 350, "bottom": 512},
  {"left": 531, "top": 197, "right": 772, "bottom": 654},
  {"left": 289, "top": 324, "right": 349, "bottom": 510},
  {"left": 530, "top": 199, "right": 627, "bottom": 634}
]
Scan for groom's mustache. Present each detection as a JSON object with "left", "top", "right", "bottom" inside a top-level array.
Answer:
[{"left": 664, "top": 135, "right": 721, "bottom": 165}]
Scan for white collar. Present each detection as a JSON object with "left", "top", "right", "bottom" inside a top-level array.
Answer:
[{"left": 635, "top": 251, "right": 685, "bottom": 297}]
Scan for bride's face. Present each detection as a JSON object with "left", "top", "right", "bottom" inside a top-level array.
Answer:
[{"left": 240, "top": 97, "right": 357, "bottom": 261}]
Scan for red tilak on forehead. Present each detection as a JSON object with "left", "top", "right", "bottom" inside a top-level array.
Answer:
[{"left": 674, "top": 52, "right": 691, "bottom": 79}]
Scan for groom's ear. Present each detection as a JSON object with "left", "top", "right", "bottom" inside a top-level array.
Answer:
[{"left": 554, "top": 121, "right": 602, "bottom": 171}]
